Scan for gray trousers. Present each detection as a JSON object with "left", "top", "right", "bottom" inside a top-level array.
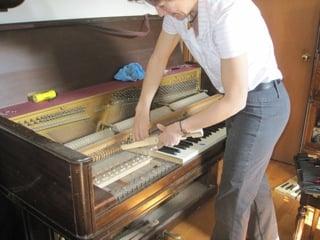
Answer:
[{"left": 212, "top": 81, "right": 290, "bottom": 240}]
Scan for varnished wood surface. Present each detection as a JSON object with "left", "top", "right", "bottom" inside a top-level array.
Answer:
[
  {"left": 253, "top": 0, "right": 320, "bottom": 164},
  {"left": 167, "top": 160, "right": 320, "bottom": 240},
  {"left": 0, "top": 116, "right": 94, "bottom": 238},
  {"left": 310, "top": 51, "right": 320, "bottom": 101}
]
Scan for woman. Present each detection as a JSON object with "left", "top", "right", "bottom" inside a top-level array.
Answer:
[{"left": 132, "top": 0, "right": 290, "bottom": 239}]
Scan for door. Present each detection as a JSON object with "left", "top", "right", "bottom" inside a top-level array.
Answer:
[{"left": 254, "top": 0, "right": 320, "bottom": 163}]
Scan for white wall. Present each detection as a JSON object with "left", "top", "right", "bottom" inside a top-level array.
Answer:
[{"left": 0, "top": 0, "right": 157, "bottom": 24}]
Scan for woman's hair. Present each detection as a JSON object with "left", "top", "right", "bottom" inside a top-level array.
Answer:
[{"left": 128, "top": 0, "right": 160, "bottom": 6}]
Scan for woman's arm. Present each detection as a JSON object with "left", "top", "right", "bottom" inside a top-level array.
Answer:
[
  {"left": 158, "top": 54, "right": 248, "bottom": 146},
  {"left": 133, "top": 30, "right": 180, "bottom": 140},
  {"left": 181, "top": 54, "right": 248, "bottom": 131},
  {"left": 136, "top": 30, "right": 180, "bottom": 111}
]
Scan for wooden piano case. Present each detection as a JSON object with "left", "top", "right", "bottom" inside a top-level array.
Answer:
[{"left": 0, "top": 16, "right": 224, "bottom": 240}]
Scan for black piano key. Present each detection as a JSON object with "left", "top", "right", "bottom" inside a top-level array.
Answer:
[
  {"left": 206, "top": 122, "right": 225, "bottom": 131},
  {"left": 174, "top": 144, "right": 187, "bottom": 150},
  {"left": 280, "top": 182, "right": 289, "bottom": 188},
  {"left": 166, "top": 146, "right": 181, "bottom": 153},
  {"left": 204, "top": 126, "right": 214, "bottom": 131},
  {"left": 209, "top": 128, "right": 219, "bottom": 133},
  {"left": 166, "top": 147, "right": 180, "bottom": 153},
  {"left": 158, "top": 147, "right": 177, "bottom": 155},
  {"left": 285, "top": 184, "right": 294, "bottom": 190},
  {"left": 186, "top": 137, "right": 197, "bottom": 143},
  {"left": 180, "top": 140, "right": 193, "bottom": 146},
  {"left": 160, "top": 146, "right": 181, "bottom": 154},
  {"left": 203, "top": 129, "right": 211, "bottom": 137},
  {"left": 186, "top": 137, "right": 201, "bottom": 143},
  {"left": 179, "top": 141, "right": 191, "bottom": 148},
  {"left": 206, "top": 125, "right": 219, "bottom": 132}
]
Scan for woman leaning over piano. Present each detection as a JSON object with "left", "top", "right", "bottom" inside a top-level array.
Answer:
[{"left": 131, "top": 0, "right": 290, "bottom": 239}]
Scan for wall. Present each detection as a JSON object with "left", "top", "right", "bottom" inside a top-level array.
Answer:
[
  {"left": 0, "top": 17, "right": 183, "bottom": 108},
  {"left": 0, "top": 0, "right": 157, "bottom": 24}
]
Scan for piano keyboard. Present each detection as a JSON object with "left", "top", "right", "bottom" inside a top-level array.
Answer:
[{"left": 152, "top": 124, "right": 226, "bottom": 165}]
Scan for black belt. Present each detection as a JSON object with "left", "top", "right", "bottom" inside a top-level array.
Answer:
[{"left": 253, "top": 79, "right": 281, "bottom": 91}]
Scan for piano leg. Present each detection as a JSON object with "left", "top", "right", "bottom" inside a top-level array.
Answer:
[
  {"left": 21, "top": 211, "right": 55, "bottom": 240},
  {"left": 201, "top": 157, "right": 223, "bottom": 190},
  {"left": 293, "top": 204, "right": 306, "bottom": 240},
  {"left": 0, "top": 193, "right": 25, "bottom": 240}
]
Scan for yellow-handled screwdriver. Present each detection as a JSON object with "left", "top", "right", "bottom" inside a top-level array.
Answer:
[{"left": 28, "top": 90, "right": 57, "bottom": 103}]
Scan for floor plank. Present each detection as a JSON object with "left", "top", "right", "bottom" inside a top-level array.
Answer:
[{"left": 167, "top": 160, "right": 320, "bottom": 240}]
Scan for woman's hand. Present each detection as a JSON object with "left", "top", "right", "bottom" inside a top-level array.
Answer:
[
  {"left": 133, "top": 107, "right": 150, "bottom": 141},
  {"left": 157, "top": 122, "right": 183, "bottom": 147}
]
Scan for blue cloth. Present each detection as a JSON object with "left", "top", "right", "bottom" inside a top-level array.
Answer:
[{"left": 114, "top": 63, "right": 145, "bottom": 81}]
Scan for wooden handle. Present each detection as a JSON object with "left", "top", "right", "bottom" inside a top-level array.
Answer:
[
  {"left": 120, "top": 129, "right": 203, "bottom": 150},
  {"left": 121, "top": 136, "right": 159, "bottom": 150},
  {"left": 183, "top": 129, "right": 203, "bottom": 139}
]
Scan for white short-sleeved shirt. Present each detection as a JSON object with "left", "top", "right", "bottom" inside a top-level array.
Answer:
[{"left": 163, "top": 0, "right": 282, "bottom": 93}]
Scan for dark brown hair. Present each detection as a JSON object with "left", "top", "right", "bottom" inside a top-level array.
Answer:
[{"left": 128, "top": 0, "right": 161, "bottom": 6}]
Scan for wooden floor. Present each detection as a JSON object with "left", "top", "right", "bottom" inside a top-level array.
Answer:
[{"left": 167, "top": 160, "right": 320, "bottom": 240}]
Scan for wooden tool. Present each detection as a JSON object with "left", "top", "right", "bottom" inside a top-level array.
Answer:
[{"left": 121, "top": 129, "right": 204, "bottom": 150}]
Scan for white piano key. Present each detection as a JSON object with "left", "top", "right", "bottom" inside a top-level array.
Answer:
[{"left": 152, "top": 126, "right": 226, "bottom": 165}]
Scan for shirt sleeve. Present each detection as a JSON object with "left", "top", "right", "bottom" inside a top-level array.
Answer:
[
  {"left": 162, "top": 16, "right": 178, "bottom": 35},
  {"left": 212, "top": 2, "right": 249, "bottom": 59}
]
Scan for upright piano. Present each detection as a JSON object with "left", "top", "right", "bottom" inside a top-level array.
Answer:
[{"left": 0, "top": 16, "right": 225, "bottom": 240}]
